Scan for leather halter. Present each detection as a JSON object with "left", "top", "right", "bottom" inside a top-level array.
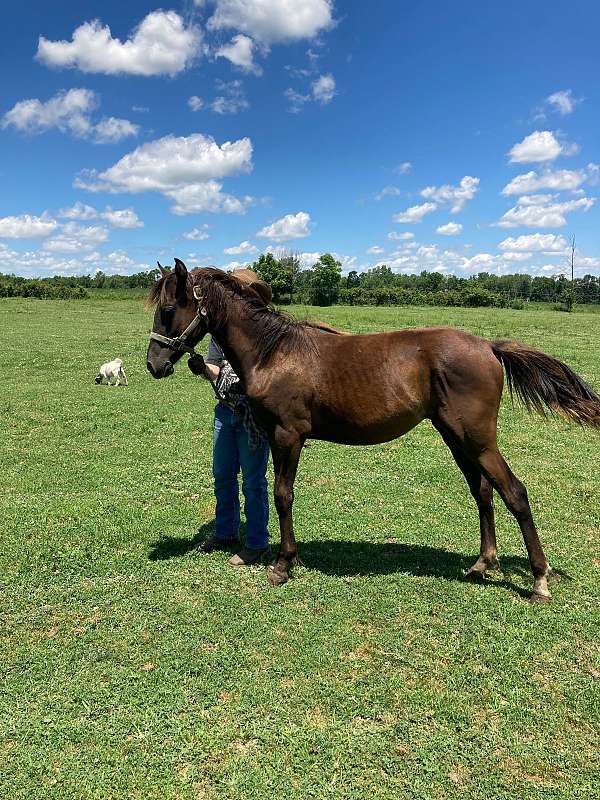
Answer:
[{"left": 149, "top": 286, "right": 207, "bottom": 356}]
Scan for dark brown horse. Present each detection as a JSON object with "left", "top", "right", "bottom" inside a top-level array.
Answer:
[{"left": 147, "top": 260, "right": 600, "bottom": 602}]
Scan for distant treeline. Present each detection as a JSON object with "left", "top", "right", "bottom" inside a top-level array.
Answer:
[
  {"left": 0, "top": 269, "right": 159, "bottom": 299},
  {"left": 2, "top": 258, "right": 599, "bottom": 308}
]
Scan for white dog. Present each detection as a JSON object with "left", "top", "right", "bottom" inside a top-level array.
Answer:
[{"left": 95, "top": 358, "right": 128, "bottom": 386}]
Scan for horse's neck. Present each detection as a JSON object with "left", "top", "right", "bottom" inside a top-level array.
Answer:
[{"left": 211, "top": 314, "right": 260, "bottom": 381}]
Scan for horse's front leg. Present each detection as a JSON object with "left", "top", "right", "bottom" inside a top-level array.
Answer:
[{"left": 267, "top": 430, "right": 304, "bottom": 587}]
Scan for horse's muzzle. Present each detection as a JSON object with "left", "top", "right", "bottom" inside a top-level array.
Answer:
[{"left": 147, "top": 360, "right": 174, "bottom": 379}]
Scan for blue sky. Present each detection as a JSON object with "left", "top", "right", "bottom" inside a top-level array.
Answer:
[{"left": 1, "top": 0, "right": 599, "bottom": 278}]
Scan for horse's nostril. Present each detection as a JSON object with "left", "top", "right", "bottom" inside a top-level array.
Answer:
[{"left": 164, "top": 362, "right": 174, "bottom": 377}]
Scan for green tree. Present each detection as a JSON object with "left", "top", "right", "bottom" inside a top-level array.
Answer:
[
  {"left": 309, "top": 253, "right": 342, "bottom": 305},
  {"left": 252, "top": 253, "right": 292, "bottom": 301}
]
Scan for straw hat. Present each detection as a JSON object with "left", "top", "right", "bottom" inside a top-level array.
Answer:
[{"left": 232, "top": 268, "right": 273, "bottom": 305}]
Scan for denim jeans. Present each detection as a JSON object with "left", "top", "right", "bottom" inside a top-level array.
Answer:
[{"left": 212, "top": 403, "right": 270, "bottom": 549}]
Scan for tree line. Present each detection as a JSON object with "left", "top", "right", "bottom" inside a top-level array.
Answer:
[{"left": 2, "top": 256, "right": 599, "bottom": 307}]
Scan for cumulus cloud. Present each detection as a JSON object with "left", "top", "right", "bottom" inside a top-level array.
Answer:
[
  {"left": 366, "top": 245, "right": 384, "bottom": 254},
  {"left": 42, "top": 222, "right": 108, "bottom": 253},
  {"left": 496, "top": 195, "right": 595, "bottom": 228},
  {"left": 420, "top": 176, "right": 480, "bottom": 213},
  {"left": 205, "top": 0, "right": 334, "bottom": 45},
  {"left": 0, "top": 213, "right": 58, "bottom": 239},
  {"left": 101, "top": 207, "right": 143, "bottom": 229},
  {"left": 36, "top": 11, "right": 202, "bottom": 77},
  {"left": 257, "top": 211, "right": 311, "bottom": 242},
  {"left": 224, "top": 240, "right": 258, "bottom": 255},
  {"left": 188, "top": 96, "right": 204, "bottom": 112},
  {"left": 211, "top": 80, "right": 249, "bottom": 114},
  {"left": 393, "top": 202, "right": 437, "bottom": 223},
  {"left": 546, "top": 90, "right": 580, "bottom": 116},
  {"left": 59, "top": 202, "right": 98, "bottom": 221},
  {"left": 374, "top": 186, "right": 401, "bottom": 201},
  {"left": 312, "top": 74, "right": 336, "bottom": 104},
  {"left": 284, "top": 73, "right": 336, "bottom": 112},
  {"left": 498, "top": 233, "right": 568, "bottom": 253},
  {"left": 508, "top": 131, "right": 566, "bottom": 163},
  {"left": 183, "top": 225, "right": 210, "bottom": 241},
  {"left": 501, "top": 164, "right": 598, "bottom": 196},
  {"left": 436, "top": 222, "right": 463, "bottom": 235},
  {"left": 1, "top": 88, "right": 138, "bottom": 144},
  {"left": 75, "top": 132, "right": 253, "bottom": 215},
  {"left": 388, "top": 231, "right": 414, "bottom": 240},
  {"left": 394, "top": 161, "right": 412, "bottom": 175},
  {"left": 216, "top": 34, "right": 262, "bottom": 75}
]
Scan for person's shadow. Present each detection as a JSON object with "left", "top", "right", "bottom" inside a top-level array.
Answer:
[{"left": 148, "top": 524, "right": 564, "bottom": 599}]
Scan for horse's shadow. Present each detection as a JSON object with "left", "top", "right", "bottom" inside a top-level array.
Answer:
[{"left": 148, "top": 524, "right": 563, "bottom": 599}]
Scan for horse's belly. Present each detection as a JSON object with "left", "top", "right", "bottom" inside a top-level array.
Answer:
[{"left": 310, "top": 413, "right": 421, "bottom": 445}]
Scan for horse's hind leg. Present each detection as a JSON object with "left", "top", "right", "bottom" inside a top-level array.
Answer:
[
  {"left": 477, "top": 449, "right": 551, "bottom": 603},
  {"left": 433, "top": 423, "right": 498, "bottom": 579}
]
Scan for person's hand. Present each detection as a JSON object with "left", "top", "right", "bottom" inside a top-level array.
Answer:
[{"left": 187, "top": 354, "right": 206, "bottom": 376}]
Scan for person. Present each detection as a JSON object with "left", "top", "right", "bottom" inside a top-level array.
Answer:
[{"left": 187, "top": 269, "right": 272, "bottom": 567}]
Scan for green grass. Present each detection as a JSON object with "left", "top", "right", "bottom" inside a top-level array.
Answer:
[{"left": 1, "top": 297, "right": 599, "bottom": 800}]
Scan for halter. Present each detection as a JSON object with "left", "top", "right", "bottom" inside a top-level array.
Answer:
[{"left": 149, "top": 286, "right": 207, "bottom": 356}]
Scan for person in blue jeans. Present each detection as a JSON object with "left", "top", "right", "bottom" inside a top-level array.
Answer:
[{"left": 187, "top": 269, "right": 272, "bottom": 567}]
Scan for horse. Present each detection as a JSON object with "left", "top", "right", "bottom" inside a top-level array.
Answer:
[{"left": 146, "top": 259, "right": 600, "bottom": 603}]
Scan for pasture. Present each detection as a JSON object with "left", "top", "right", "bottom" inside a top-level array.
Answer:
[{"left": 1, "top": 296, "right": 599, "bottom": 799}]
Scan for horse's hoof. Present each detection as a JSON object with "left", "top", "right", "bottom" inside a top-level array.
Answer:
[
  {"left": 463, "top": 568, "right": 486, "bottom": 583},
  {"left": 267, "top": 565, "right": 289, "bottom": 587},
  {"left": 529, "top": 591, "right": 552, "bottom": 604}
]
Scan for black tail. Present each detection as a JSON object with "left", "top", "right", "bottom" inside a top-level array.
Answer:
[{"left": 492, "top": 339, "right": 600, "bottom": 429}]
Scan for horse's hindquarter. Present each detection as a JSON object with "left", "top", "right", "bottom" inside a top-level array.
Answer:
[{"left": 309, "top": 330, "right": 433, "bottom": 444}]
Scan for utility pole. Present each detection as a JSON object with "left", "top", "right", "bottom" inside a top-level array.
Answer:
[{"left": 570, "top": 235, "right": 575, "bottom": 284}]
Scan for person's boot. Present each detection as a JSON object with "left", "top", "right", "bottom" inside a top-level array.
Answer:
[{"left": 228, "top": 546, "right": 272, "bottom": 567}]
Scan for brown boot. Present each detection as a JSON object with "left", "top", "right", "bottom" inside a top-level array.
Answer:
[{"left": 228, "top": 546, "right": 272, "bottom": 567}]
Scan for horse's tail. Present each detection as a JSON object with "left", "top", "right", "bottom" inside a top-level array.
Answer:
[{"left": 491, "top": 339, "right": 600, "bottom": 429}]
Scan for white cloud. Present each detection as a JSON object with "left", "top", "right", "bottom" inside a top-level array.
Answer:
[
  {"left": 366, "top": 245, "right": 384, "bottom": 254},
  {"left": 42, "top": 222, "right": 108, "bottom": 253},
  {"left": 374, "top": 186, "right": 401, "bottom": 201},
  {"left": 393, "top": 202, "right": 437, "bottom": 223},
  {"left": 508, "top": 131, "right": 563, "bottom": 163},
  {"left": 421, "top": 176, "right": 480, "bottom": 213},
  {"left": 498, "top": 233, "right": 568, "bottom": 253},
  {"left": 501, "top": 166, "right": 595, "bottom": 196},
  {"left": 211, "top": 80, "right": 249, "bottom": 114},
  {"left": 75, "top": 132, "right": 253, "bottom": 216},
  {"left": 0, "top": 213, "right": 58, "bottom": 239},
  {"left": 436, "top": 222, "right": 463, "bottom": 236},
  {"left": 58, "top": 202, "right": 142, "bottom": 228},
  {"left": 496, "top": 195, "right": 595, "bottom": 228},
  {"left": 101, "top": 206, "right": 143, "bottom": 229},
  {"left": 461, "top": 252, "right": 497, "bottom": 271},
  {"left": 183, "top": 225, "right": 210, "bottom": 241},
  {"left": 36, "top": 11, "right": 202, "bottom": 77},
  {"left": 388, "top": 231, "right": 414, "bottom": 240},
  {"left": 312, "top": 74, "right": 336, "bottom": 104},
  {"left": 1, "top": 88, "right": 138, "bottom": 144},
  {"left": 205, "top": 0, "right": 334, "bottom": 45},
  {"left": 188, "top": 96, "right": 204, "bottom": 112},
  {"left": 257, "top": 211, "right": 311, "bottom": 242},
  {"left": 216, "top": 34, "right": 262, "bottom": 75},
  {"left": 546, "top": 90, "right": 579, "bottom": 116},
  {"left": 394, "top": 161, "right": 412, "bottom": 175},
  {"left": 224, "top": 240, "right": 258, "bottom": 255},
  {"left": 59, "top": 202, "right": 98, "bottom": 221}
]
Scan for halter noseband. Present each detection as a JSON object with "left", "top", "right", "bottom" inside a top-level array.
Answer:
[{"left": 149, "top": 286, "right": 207, "bottom": 356}]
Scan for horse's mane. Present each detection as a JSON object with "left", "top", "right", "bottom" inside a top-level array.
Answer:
[{"left": 194, "top": 268, "right": 343, "bottom": 365}]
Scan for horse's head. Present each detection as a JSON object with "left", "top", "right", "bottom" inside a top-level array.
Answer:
[{"left": 146, "top": 258, "right": 208, "bottom": 379}]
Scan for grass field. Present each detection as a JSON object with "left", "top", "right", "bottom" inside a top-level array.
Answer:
[{"left": 1, "top": 296, "right": 599, "bottom": 800}]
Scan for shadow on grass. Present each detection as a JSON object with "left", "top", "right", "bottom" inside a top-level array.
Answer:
[
  {"left": 149, "top": 525, "right": 563, "bottom": 598},
  {"left": 148, "top": 520, "right": 246, "bottom": 561}
]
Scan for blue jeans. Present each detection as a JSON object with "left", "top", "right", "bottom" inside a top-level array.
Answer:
[{"left": 213, "top": 403, "right": 270, "bottom": 549}]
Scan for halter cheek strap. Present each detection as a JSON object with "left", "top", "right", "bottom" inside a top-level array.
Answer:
[{"left": 149, "top": 287, "right": 207, "bottom": 356}]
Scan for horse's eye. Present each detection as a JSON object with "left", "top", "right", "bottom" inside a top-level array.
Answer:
[{"left": 161, "top": 306, "right": 175, "bottom": 325}]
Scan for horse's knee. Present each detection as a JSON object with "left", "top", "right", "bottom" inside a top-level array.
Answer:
[
  {"left": 509, "top": 479, "right": 530, "bottom": 519},
  {"left": 274, "top": 485, "right": 293, "bottom": 516}
]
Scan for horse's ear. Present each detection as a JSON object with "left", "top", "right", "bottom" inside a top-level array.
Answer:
[
  {"left": 174, "top": 258, "right": 188, "bottom": 279},
  {"left": 157, "top": 261, "right": 169, "bottom": 277}
]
